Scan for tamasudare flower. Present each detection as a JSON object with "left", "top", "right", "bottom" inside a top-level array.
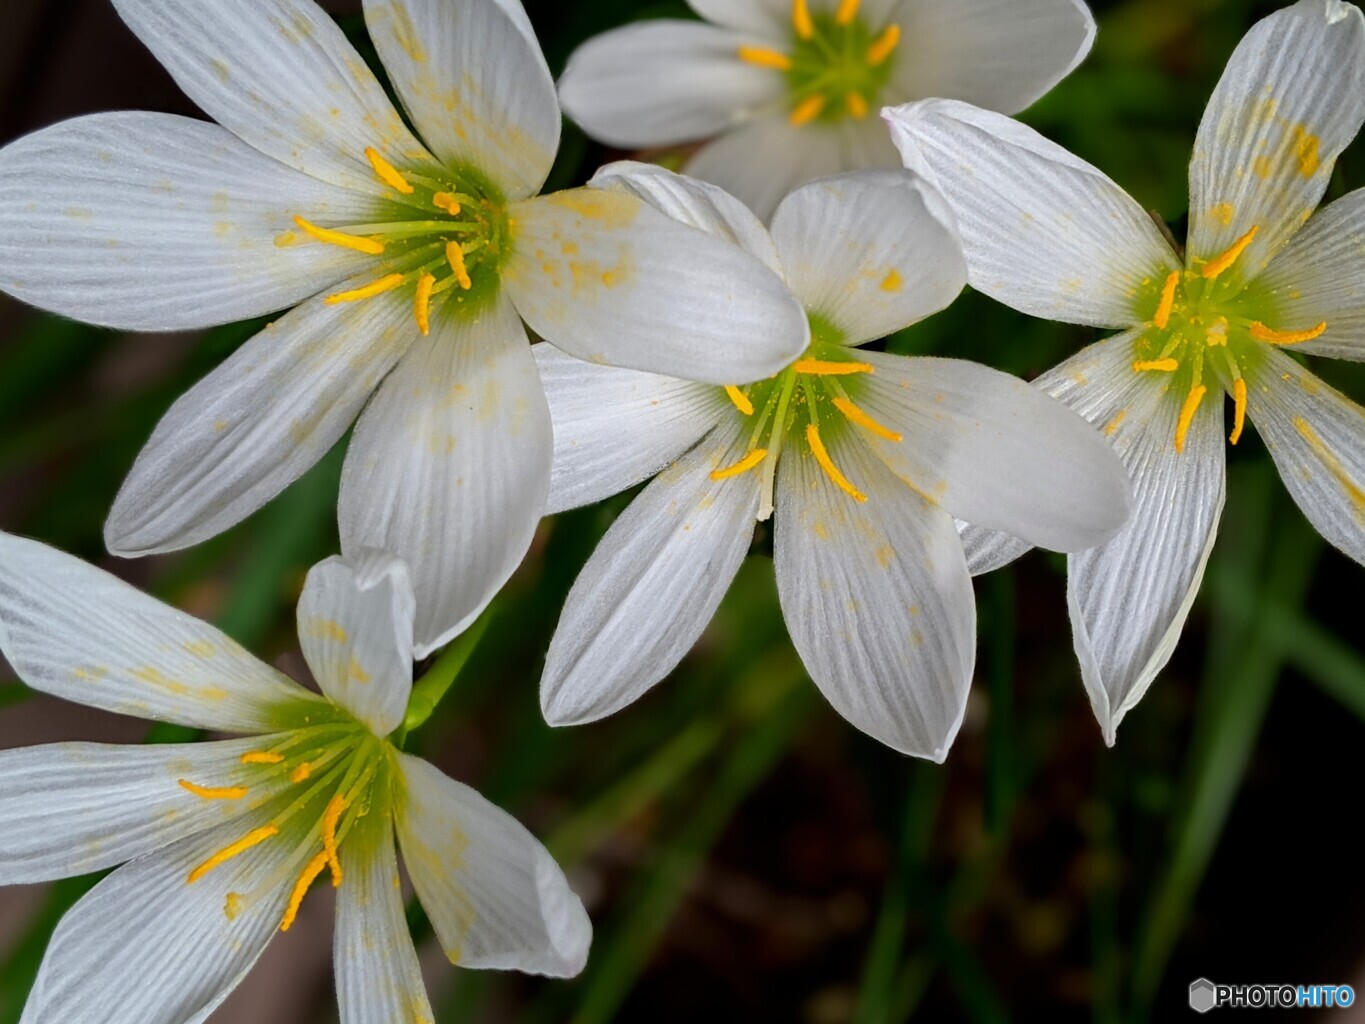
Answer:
[
  {"left": 0, "top": 0, "right": 808, "bottom": 658},
  {"left": 558, "top": 0, "right": 1096, "bottom": 217},
  {"left": 535, "top": 163, "right": 1131, "bottom": 760},
  {"left": 885, "top": 0, "right": 1365, "bottom": 742},
  {"left": 0, "top": 536, "right": 589, "bottom": 1024}
]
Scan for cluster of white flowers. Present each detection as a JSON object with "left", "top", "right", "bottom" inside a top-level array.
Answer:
[{"left": 0, "top": 0, "right": 1359, "bottom": 1019}]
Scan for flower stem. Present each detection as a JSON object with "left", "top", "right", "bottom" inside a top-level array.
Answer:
[{"left": 402, "top": 608, "right": 494, "bottom": 734}]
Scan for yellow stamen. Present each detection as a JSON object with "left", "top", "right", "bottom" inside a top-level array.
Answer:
[
  {"left": 291, "top": 762, "right": 314, "bottom": 784},
  {"left": 415, "top": 273, "right": 436, "bottom": 336},
  {"left": 836, "top": 0, "right": 861, "bottom": 25},
  {"left": 807, "top": 424, "right": 867, "bottom": 503},
  {"left": 241, "top": 751, "right": 285, "bottom": 765},
  {"left": 1249, "top": 320, "right": 1328, "bottom": 346},
  {"left": 292, "top": 216, "right": 385, "bottom": 257},
  {"left": 322, "top": 796, "right": 348, "bottom": 887},
  {"left": 1133, "top": 358, "right": 1180, "bottom": 373},
  {"left": 1201, "top": 225, "right": 1259, "bottom": 280},
  {"left": 432, "top": 192, "right": 462, "bottom": 216},
  {"left": 179, "top": 780, "right": 248, "bottom": 801},
  {"left": 793, "top": 0, "right": 814, "bottom": 40},
  {"left": 187, "top": 825, "right": 279, "bottom": 884},
  {"left": 725, "top": 385, "right": 755, "bottom": 416},
  {"left": 325, "top": 274, "right": 405, "bottom": 306},
  {"left": 833, "top": 397, "right": 902, "bottom": 441},
  {"left": 868, "top": 24, "right": 901, "bottom": 67},
  {"left": 790, "top": 95, "right": 826, "bottom": 128},
  {"left": 738, "top": 46, "right": 793, "bottom": 71},
  {"left": 1153, "top": 270, "right": 1180, "bottom": 329},
  {"left": 712, "top": 448, "right": 768, "bottom": 481},
  {"left": 280, "top": 852, "right": 331, "bottom": 932},
  {"left": 846, "top": 92, "right": 869, "bottom": 120},
  {"left": 1230, "top": 378, "right": 1248, "bottom": 445},
  {"left": 794, "top": 359, "right": 874, "bottom": 377},
  {"left": 446, "top": 241, "right": 473, "bottom": 290},
  {"left": 1174, "top": 385, "right": 1208, "bottom": 454},
  {"left": 364, "top": 147, "right": 415, "bottom": 195}
]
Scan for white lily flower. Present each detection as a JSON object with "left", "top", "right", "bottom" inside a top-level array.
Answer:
[
  {"left": 557, "top": 0, "right": 1096, "bottom": 218},
  {"left": 0, "top": 534, "right": 591, "bottom": 1024},
  {"left": 0, "top": 0, "right": 810, "bottom": 659},
  {"left": 535, "top": 163, "right": 1132, "bottom": 760},
  {"left": 884, "top": 0, "right": 1365, "bottom": 743}
]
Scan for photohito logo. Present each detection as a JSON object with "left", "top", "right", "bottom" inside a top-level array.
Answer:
[{"left": 1188, "top": 978, "right": 1356, "bottom": 1012}]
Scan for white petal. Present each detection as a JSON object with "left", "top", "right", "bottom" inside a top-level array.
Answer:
[
  {"left": 394, "top": 753, "right": 591, "bottom": 977},
  {"left": 297, "top": 554, "right": 416, "bottom": 737},
  {"left": 0, "top": 737, "right": 289, "bottom": 885},
  {"left": 589, "top": 160, "right": 784, "bottom": 276},
  {"left": 335, "top": 813, "right": 435, "bottom": 1024},
  {"left": 774, "top": 436, "right": 975, "bottom": 761},
  {"left": 20, "top": 812, "right": 292, "bottom": 1024},
  {"left": 558, "top": 22, "right": 780, "bottom": 149},
  {"left": 891, "top": 0, "right": 1096, "bottom": 115},
  {"left": 884, "top": 99, "right": 1180, "bottom": 328},
  {"left": 1245, "top": 349, "right": 1365, "bottom": 566},
  {"left": 109, "top": 0, "right": 431, "bottom": 192},
  {"left": 540, "top": 424, "right": 757, "bottom": 726},
  {"left": 363, "top": 0, "right": 560, "bottom": 201},
  {"left": 105, "top": 286, "right": 416, "bottom": 556},
  {"left": 958, "top": 521, "right": 1034, "bottom": 577},
  {"left": 0, "top": 533, "right": 319, "bottom": 732},
  {"left": 339, "top": 294, "right": 551, "bottom": 658},
  {"left": 769, "top": 170, "right": 968, "bottom": 344},
  {"left": 1187, "top": 0, "right": 1365, "bottom": 283},
  {"left": 1255, "top": 187, "right": 1365, "bottom": 361},
  {"left": 0, "top": 113, "right": 374, "bottom": 331},
  {"left": 504, "top": 188, "right": 808, "bottom": 384},
  {"left": 857, "top": 353, "right": 1133, "bottom": 552},
  {"left": 534, "top": 343, "right": 724, "bottom": 515}
]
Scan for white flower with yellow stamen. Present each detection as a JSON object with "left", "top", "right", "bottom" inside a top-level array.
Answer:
[
  {"left": 0, "top": 534, "right": 591, "bottom": 1024},
  {"left": 0, "top": 0, "right": 809, "bottom": 658},
  {"left": 885, "top": 0, "right": 1365, "bottom": 743},
  {"left": 557, "top": 0, "right": 1096, "bottom": 218},
  {"left": 535, "top": 162, "right": 1131, "bottom": 760}
]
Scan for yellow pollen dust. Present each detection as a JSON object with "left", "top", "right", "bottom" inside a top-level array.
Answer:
[
  {"left": 790, "top": 95, "right": 827, "bottom": 128},
  {"left": 794, "top": 359, "right": 874, "bottom": 377},
  {"left": 738, "top": 45, "right": 793, "bottom": 71},
  {"left": 293, "top": 216, "right": 385, "bottom": 257},
  {"left": 281, "top": 852, "right": 331, "bottom": 933},
  {"left": 712, "top": 448, "right": 768, "bottom": 481},
  {"left": 187, "top": 825, "right": 279, "bottom": 885},
  {"left": 1201, "top": 225, "right": 1259, "bottom": 280},
  {"left": 1249, "top": 320, "right": 1327, "bottom": 346},
  {"left": 241, "top": 751, "right": 285, "bottom": 766},
  {"left": 1153, "top": 271, "right": 1180, "bottom": 329},
  {"left": 179, "top": 780, "right": 248, "bottom": 801},
  {"left": 1174, "top": 385, "right": 1208, "bottom": 454},
  {"left": 725, "top": 385, "right": 755, "bottom": 416},
  {"left": 1230, "top": 378, "right": 1248, "bottom": 445},
  {"left": 325, "top": 274, "right": 405, "bottom": 306},
  {"left": 364, "top": 147, "right": 415, "bottom": 195},
  {"left": 415, "top": 273, "right": 436, "bottom": 336},
  {"left": 1133, "top": 359, "right": 1179, "bottom": 373},
  {"left": 868, "top": 25, "right": 901, "bottom": 67},
  {"left": 807, "top": 424, "right": 867, "bottom": 503},
  {"left": 833, "top": 397, "right": 901, "bottom": 441},
  {"left": 793, "top": 0, "right": 815, "bottom": 40},
  {"left": 447, "top": 241, "right": 474, "bottom": 290}
]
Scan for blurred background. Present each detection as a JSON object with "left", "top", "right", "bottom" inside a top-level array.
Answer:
[{"left": 2, "top": 0, "right": 1364, "bottom": 1021}]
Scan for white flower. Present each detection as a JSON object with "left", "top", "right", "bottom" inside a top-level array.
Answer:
[
  {"left": 884, "top": 0, "right": 1365, "bottom": 743},
  {"left": 557, "top": 0, "right": 1096, "bottom": 219},
  {"left": 0, "top": 534, "right": 590, "bottom": 1024},
  {"left": 534, "top": 163, "right": 1132, "bottom": 760},
  {"left": 0, "top": 0, "right": 810, "bottom": 658}
]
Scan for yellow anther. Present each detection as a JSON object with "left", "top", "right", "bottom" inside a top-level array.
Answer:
[
  {"left": 725, "top": 385, "right": 755, "bottom": 416},
  {"left": 790, "top": 95, "right": 826, "bottom": 128},
  {"left": 836, "top": 0, "right": 861, "bottom": 25},
  {"left": 793, "top": 0, "right": 814, "bottom": 40},
  {"left": 322, "top": 796, "right": 348, "bottom": 888},
  {"left": 325, "top": 274, "right": 405, "bottom": 306},
  {"left": 1205, "top": 316, "right": 1229, "bottom": 347},
  {"left": 846, "top": 92, "right": 869, "bottom": 120},
  {"left": 241, "top": 751, "right": 285, "bottom": 765},
  {"left": 1201, "top": 225, "right": 1259, "bottom": 280},
  {"left": 364, "top": 147, "right": 415, "bottom": 195},
  {"left": 1249, "top": 320, "right": 1328, "bottom": 346},
  {"left": 432, "top": 192, "right": 462, "bottom": 216},
  {"left": 446, "top": 241, "right": 473, "bottom": 290},
  {"left": 179, "top": 780, "right": 248, "bottom": 801},
  {"left": 1230, "top": 378, "right": 1248, "bottom": 445},
  {"left": 868, "top": 24, "right": 901, "bottom": 66},
  {"left": 292, "top": 216, "right": 385, "bottom": 257},
  {"left": 1133, "top": 359, "right": 1180, "bottom": 373},
  {"left": 807, "top": 424, "right": 867, "bottom": 503},
  {"left": 738, "top": 46, "right": 793, "bottom": 71},
  {"left": 291, "top": 762, "right": 314, "bottom": 784},
  {"left": 794, "top": 359, "right": 874, "bottom": 377},
  {"left": 1153, "top": 270, "right": 1180, "bottom": 329},
  {"left": 712, "top": 448, "right": 768, "bottom": 481},
  {"left": 187, "top": 825, "right": 279, "bottom": 884},
  {"left": 281, "top": 852, "right": 331, "bottom": 932},
  {"left": 833, "top": 397, "right": 902, "bottom": 441},
  {"left": 415, "top": 273, "right": 436, "bottom": 336},
  {"left": 1174, "top": 385, "right": 1208, "bottom": 454}
]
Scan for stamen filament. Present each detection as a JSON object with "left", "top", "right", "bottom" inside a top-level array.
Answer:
[
  {"left": 807, "top": 424, "right": 867, "bottom": 503},
  {"left": 725, "top": 385, "right": 755, "bottom": 416},
  {"left": 293, "top": 216, "right": 385, "bottom": 257},
  {"left": 364, "top": 147, "right": 415, "bottom": 196},
  {"left": 1174, "top": 385, "right": 1208, "bottom": 454},
  {"left": 281, "top": 853, "right": 331, "bottom": 932},
  {"left": 738, "top": 46, "right": 793, "bottom": 71},
  {"left": 446, "top": 242, "right": 474, "bottom": 290},
  {"left": 794, "top": 359, "right": 874, "bottom": 377},
  {"left": 1133, "top": 359, "right": 1180, "bottom": 373},
  {"left": 324, "top": 274, "right": 406, "bottom": 306},
  {"left": 833, "top": 397, "right": 902, "bottom": 441},
  {"left": 1153, "top": 271, "right": 1180, "bottom": 329},
  {"left": 1230, "top": 378, "right": 1248, "bottom": 445},
  {"left": 1249, "top": 321, "right": 1328, "bottom": 346},
  {"left": 415, "top": 273, "right": 436, "bottom": 336},
  {"left": 1201, "top": 225, "right": 1259, "bottom": 280},
  {"left": 836, "top": 0, "right": 861, "bottom": 24},
  {"left": 241, "top": 751, "right": 286, "bottom": 766},
  {"left": 793, "top": 0, "right": 815, "bottom": 40},
  {"left": 868, "top": 25, "right": 901, "bottom": 67},
  {"left": 712, "top": 448, "right": 768, "bottom": 481},
  {"left": 187, "top": 825, "right": 279, "bottom": 884},
  {"left": 790, "top": 95, "right": 826, "bottom": 128},
  {"left": 179, "top": 780, "right": 248, "bottom": 801}
]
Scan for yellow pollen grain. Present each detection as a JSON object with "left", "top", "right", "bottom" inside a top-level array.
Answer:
[
  {"left": 790, "top": 95, "right": 826, "bottom": 128},
  {"left": 432, "top": 192, "right": 462, "bottom": 215},
  {"left": 738, "top": 45, "right": 793, "bottom": 71},
  {"left": 292, "top": 216, "right": 384, "bottom": 256},
  {"left": 415, "top": 273, "right": 436, "bottom": 336},
  {"left": 1133, "top": 358, "right": 1179, "bottom": 373},
  {"left": 446, "top": 241, "right": 473, "bottom": 290},
  {"left": 1174, "top": 385, "right": 1208, "bottom": 454},
  {"left": 1153, "top": 270, "right": 1180, "bottom": 329},
  {"left": 807, "top": 424, "right": 868, "bottom": 503},
  {"left": 281, "top": 852, "right": 331, "bottom": 933},
  {"left": 712, "top": 448, "right": 768, "bottom": 481},
  {"left": 1103, "top": 410, "right": 1127, "bottom": 437},
  {"left": 224, "top": 893, "right": 243, "bottom": 921},
  {"left": 793, "top": 0, "right": 814, "bottom": 40},
  {"left": 1230, "top": 378, "right": 1248, "bottom": 445},
  {"left": 291, "top": 762, "right": 314, "bottom": 783},
  {"left": 1201, "top": 224, "right": 1259, "bottom": 280},
  {"left": 725, "top": 385, "right": 755, "bottom": 416},
  {"left": 241, "top": 751, "right": 285, "bottom": 765},
  {"left": 881, "top": 269, "right": 903, "bottom": 292},
  {"left": 179, "top": 780, "right": 248, "bottom": 801},
  {"left": 364, "top": 147, "right": 415, "bottom": 195},
  {"left": 795, "top": 359, "right": 874, "bottom": 377},
  {"left": 836, "top": 0, "right": 861, "bottom": 25},
  {"left": 846, "top": 92, "right": 870, "bottom": 120},
  {"left": 1294, "top": 125, "right": 1321, "bottom": 178},
  {"left": 325, "top": 274, "right": 405, "bottom": 306},
  {"left": 1249, "top": 320, "right": 1327, "bottom": 346},
  {"left": 834, "top": 397, "right": 902, "bottom": 441},
  {"left": 322, "top": 796, "right": 348, "bottom": 887},
  {"left": 868, "top": 24, "right": 901, "bottom": 66},
  {"left": 187, "top": 825, "right": 279, "bottom": 884}
]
